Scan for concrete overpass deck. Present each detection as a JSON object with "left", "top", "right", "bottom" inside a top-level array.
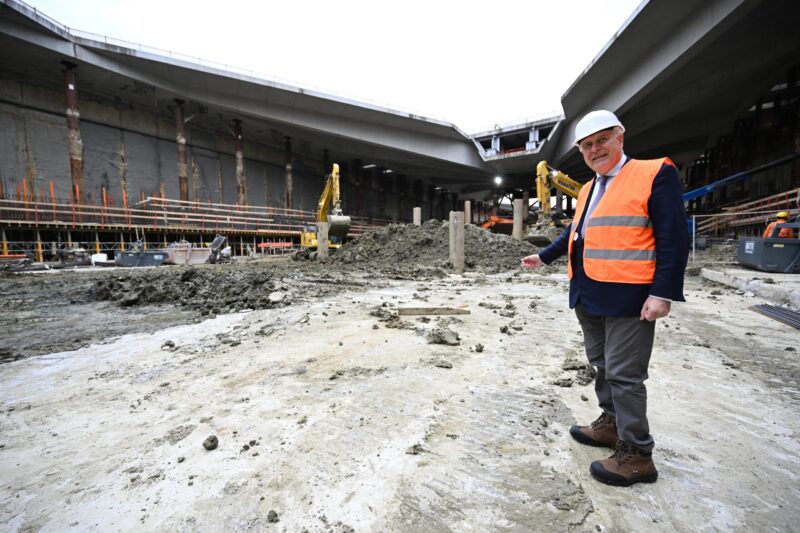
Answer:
[{"left": 1, "top": 0, "right": 798, "bottom": 208}]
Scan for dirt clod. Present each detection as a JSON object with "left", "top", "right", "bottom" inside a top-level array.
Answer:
[
  {"left": 202, "top": 435, "right": 218, "bottom": 450},
  {"left": 425, "top": 327, "right": 460, "bottom": 346}
]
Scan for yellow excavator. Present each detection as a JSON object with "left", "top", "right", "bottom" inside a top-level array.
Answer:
[
  {"left": 293, "top": 163, "right": 351, "bottom": 260},
  {"left": 525, "top": 160, "right": 584, "bottom": 246}
]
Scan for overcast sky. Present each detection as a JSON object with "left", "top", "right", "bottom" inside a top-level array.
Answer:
[{"left": 23, "top": 0, "right": 642, "bottom": 133}]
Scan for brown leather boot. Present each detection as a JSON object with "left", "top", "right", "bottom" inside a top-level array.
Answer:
[
  {"left": 569, "top": 412, "right": 618, "bottom": 448},
  {"left": 590, "top": 440, "right": 658, "bottom": 486}
]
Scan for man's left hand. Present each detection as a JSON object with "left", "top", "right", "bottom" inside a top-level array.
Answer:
[{"left": 640, "top": 296, "right": 671, "bottom": 321}]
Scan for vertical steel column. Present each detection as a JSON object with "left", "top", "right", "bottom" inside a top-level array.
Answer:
[
  {"left": 233, "top": 119, "right": 247, "bottom": 206},
  {"left": 283, "top": 137, "right": 293, "bottom": 210},
  {"left": 63, "top": 62, "right": 84, "bottom": 203},
  {"left": 174, "top": 99, "right": 189, "bottom": 202}
]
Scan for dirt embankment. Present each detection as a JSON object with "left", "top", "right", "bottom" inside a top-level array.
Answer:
[{"left": 334, "top": 219, "right": 563, "bottom": 276}]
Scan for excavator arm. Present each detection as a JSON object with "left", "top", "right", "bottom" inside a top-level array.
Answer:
[
  {"left": 536, "top": 160, "right": 582, "bottom": 211},
  {"left": 295, "top": 163, "right": 351, "bottom": 259},
  {"left": 527, "top": 161, "right": 584, "bottom": 246},
  {"left": 317, "top": 163, "right": 344, "bottom": 224}
]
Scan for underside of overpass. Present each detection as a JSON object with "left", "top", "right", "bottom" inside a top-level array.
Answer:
[
  {"left": 551, "top": 0, "right": 800, "bottom": 214},
  {"left": 1, "top": 0, "right": 799, "bottom": 238}
]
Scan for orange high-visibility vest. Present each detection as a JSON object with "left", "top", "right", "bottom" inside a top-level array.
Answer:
[
  {"left": 568, "top": 158, "right": 673, "bottom": 283},
  {"left": 763, "top": 221, "right": 795, "bottom": 238}
]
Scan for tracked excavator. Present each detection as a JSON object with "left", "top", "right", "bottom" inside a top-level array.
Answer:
[
  {"left": 525, "top": 160, "right": 584, "bottom": 246},
  {"left": 293, "top": 163, "right": 351, "bottom": 260}
]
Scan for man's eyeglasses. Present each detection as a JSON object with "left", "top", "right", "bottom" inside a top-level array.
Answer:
[{"left": 579, "top": 133, "right": 618, "bottom": 152}]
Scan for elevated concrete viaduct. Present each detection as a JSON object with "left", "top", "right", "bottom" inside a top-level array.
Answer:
[
  {"left": 473, "top": 0, "right": 799, "bottom": 216},
  {"left": 1, "top": 0, "right": 798, "bottom": 233}
]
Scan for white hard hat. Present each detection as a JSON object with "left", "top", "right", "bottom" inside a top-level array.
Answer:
[{"left": 574, "top": 110, "right": 625, "bottom": 145}]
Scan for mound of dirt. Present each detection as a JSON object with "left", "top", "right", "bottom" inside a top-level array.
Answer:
[
  {"left": 333, "top": 220, "right": 542, "bottom": 274},
  {"left": 91, "top": 264, "right": 288, "bottom": 315}
]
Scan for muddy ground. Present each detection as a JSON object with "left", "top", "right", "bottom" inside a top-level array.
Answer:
[{"left": 1, "top": 227, "right": 798, "bottom": 532}]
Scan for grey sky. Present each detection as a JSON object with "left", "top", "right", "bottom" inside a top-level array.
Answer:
[{"left": 22, "top": 0, "right": 642, "bottom": 133}]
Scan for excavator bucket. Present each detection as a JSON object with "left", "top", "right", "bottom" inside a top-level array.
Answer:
[
  {"left": 524, "top": 221, "right": 561, "bottom": 246},
  {"left": 328, "top": 215, "right": 351, "bottom": 238}
]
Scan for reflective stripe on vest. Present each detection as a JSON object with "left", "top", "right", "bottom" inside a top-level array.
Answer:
[
  {"left": 568, "top": 157, "right": 672, "bottom": 284},
  {"left": 584, "top": 249, "right": 656, "bottom": 261},
  {"left": 586, "top": 215, "right": 651, "bottom": 228}
]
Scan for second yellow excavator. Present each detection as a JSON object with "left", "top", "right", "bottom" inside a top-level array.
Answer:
[
  {"left": 525, "top": 160, "right": 584, "bottom": 246},
  {"left": 293, "top": 163, "right": 351, "bottom": 260}
]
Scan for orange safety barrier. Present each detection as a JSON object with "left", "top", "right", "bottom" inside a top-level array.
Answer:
[{"left": 257, "top": 242, "right": 293, "bottom": 249}]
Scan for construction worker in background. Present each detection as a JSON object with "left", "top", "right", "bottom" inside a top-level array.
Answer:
[
  {"left": 763, "top": 211, "right": 795, "bottom": 238},
  {"left": 521, "top": 110, "right": 689, "bottom": 487}
]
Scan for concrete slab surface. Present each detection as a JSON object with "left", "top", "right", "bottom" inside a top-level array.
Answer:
[{"left": 701, "top": 267, "right": 800, "bottom": 309}]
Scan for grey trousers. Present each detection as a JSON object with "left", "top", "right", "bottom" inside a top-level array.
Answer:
[{"left": 575, "top": 303, "right": 656, "bottom": 452}]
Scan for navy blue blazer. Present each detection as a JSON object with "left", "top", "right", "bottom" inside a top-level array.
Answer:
[{"left": 538, "top": 160, "right": 689, "bottom": 317}]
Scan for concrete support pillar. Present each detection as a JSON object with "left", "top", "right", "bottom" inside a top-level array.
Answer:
[
  {"left": 174, "top": 99, "right": 189, "bottom": 202},
  {"left": 284, "top": 137, "right": 293, "bottom": 209},
  {"left": 1, "top": 228, "right": 8, "bottom": 256},
  {"left": 67, "top": 230, "right": 72, "bottom": 248},
  {"left": 95, "top": 231, "right": 100, "bottom": 254},
  {"left": 428, "top": 185, "right": 437, "bottom": 220},
  {"left": 63, "top": 62, "right": 84, "bottom": 203},
  {"left": 448, "top": 211, "right": 456, "bottom": 262},
  {"left": 512, "top": 198, "right": 525, "bottom": 240},
  {"left": 522, "top": 191, "right": 530, "bottom": 222},
  {"left": 450, "top": 211, "right": 465, "bottom": 274},
  {"left": 317, "top": 222, "right": 329, "bottom": 260},
  {"left": 464, "top": 201, "right": 471, "bottom": 225},
  {"left": 233, "top": 119, "right": 247, "bottom": 206},
  {"left": 413, "top": 207, "right": 422, "bottom": 225}
]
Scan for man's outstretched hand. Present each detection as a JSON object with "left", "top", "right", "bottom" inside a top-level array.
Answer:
[{"left": 521, "top": 254, "right": 544, "bottom": 269}]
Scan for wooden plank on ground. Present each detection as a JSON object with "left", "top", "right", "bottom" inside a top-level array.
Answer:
[{"left": 397, "top": 305, "right": 470, "bottom": 316}]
